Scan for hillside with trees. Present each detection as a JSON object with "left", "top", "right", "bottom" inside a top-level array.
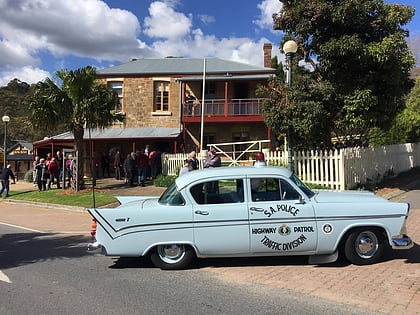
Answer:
[{"left": 0, "top": 78, "right": 68, "bottom": 150}]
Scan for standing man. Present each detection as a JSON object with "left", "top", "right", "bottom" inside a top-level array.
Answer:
[
  {"left": 136, "top": 150, "right": 149, "bottom": 187},
  {"left": 203, "top": 149, "right": 221, "bottom": 168},
  {"left": 113, "top": 150, "right": 122, "bottom": 180},
  {"left": 0, "top": 164, "right": 16, "bottom": 198},
  {"left": 56, "top": 150, "right": 63, "bottom": 184}
]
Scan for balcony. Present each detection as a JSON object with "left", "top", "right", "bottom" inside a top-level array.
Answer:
[{"left": 182, "top": 98, "right": 265, "bottom": 123}]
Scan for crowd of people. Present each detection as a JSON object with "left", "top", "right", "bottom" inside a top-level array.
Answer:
[
  {"left": 32, "top": 150, "right": 74, "bottom": 191},
  {"left": 119, "top": 146, "right": 162, "bottom": 187},
  {"left": 2, "top": 146, "right": 222, "bottom": 197}
]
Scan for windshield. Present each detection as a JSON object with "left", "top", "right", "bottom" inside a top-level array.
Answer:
[
  {"left": 158, "top": 182, "right": 185, "bottom": 205},
  {"left": 290, "top": 174, "right": 315, "bottom": 198}
]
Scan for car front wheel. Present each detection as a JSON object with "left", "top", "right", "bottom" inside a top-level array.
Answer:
[
  {"left": 150, "top": 244, "right": 195, "bottom": 270},
  {"left": 344, "top": 228, "right": 385, "bottom": 265}
]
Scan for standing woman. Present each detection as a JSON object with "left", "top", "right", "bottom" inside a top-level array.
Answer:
[
  {"left": 35, "top": 158, "right": 49, "bottom": 191},
  {"left": 32, "top": 156, "right": 40, "bottom": 186},
  {"left": 188, "top": 151, "right": 199, "bottom": 170},
  {"left": 47, "top": 157, "right": 61, "bottom": 189}
]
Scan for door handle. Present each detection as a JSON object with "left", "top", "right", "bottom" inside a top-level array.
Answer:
[
  {"left": 195, "top": 210, "right": 209, "bottom": 215},
  {"left": 249, "top": 207, "right": 264, "bottom": 212}
]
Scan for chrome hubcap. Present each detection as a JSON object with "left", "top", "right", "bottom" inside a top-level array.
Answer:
[
  {"left": 355, "top": 231, "right": 378, "bottom": 259},
  {"left": 157, "top": 244, "right": 185, "bottom": 264}
]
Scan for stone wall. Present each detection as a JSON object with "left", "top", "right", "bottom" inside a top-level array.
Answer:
[{"left": 98, "top": 77, "right": 181, "bottom": 129}]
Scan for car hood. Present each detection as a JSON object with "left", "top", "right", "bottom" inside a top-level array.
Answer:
[{"left": 313, "top": 190, "right": 388, "bottom": 203}]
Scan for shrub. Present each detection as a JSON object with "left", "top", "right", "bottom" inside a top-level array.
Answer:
[
  {"left": 153, "top": 174, "right": 176, "bottom": 187},
  {"left": 24, "top": 169, "right": 34, "bottom": 182},
  {"left": 267, "top": 160, "right": 288, "bottom": 168},
  {"left": 306, "top": 183, "right": 330, "bottom": 190}
]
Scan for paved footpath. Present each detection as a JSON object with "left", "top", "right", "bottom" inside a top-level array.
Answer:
[{"left": 1, "top": 180, "right": 419, "bottom": 314}]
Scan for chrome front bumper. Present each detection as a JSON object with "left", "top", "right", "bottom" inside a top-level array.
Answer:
[{"left": 391, "top": 235, "right": 413, "bottom": 250}]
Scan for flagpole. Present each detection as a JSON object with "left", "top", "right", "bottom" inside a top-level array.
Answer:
[{"left": 199, "top": 58, "right": 206, "bottom": 153}]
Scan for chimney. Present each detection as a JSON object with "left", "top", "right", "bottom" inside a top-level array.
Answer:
[{"left": 263, "top": 43, "right": 272, "bottom": 68}]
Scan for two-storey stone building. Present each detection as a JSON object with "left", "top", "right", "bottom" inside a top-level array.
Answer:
[
  {"left": 33, "top": 44, "right": 277, "bottom": 175},
  {"left": 96, "top": 44, "right": 276, "bottom": 152}
]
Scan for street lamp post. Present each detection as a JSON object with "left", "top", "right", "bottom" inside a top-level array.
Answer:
[
  {"left": 2, "top": 115, "right": 10, "bottom": 168},
  {"left": 283, "top": 40, "right": 298, "bottom": 172}
]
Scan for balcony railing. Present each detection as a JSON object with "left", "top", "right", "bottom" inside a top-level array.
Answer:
[{"left": 182, "top": 98, "right": 264, "bottom": 118}]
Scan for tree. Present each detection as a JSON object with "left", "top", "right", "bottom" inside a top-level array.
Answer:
[
  {"left": 28, "top": 66, "right": 122, "bottom": 191},
  {"left": 369, "top": 76, "right": 420, "bottom": 145},
  {"left": 261, "top": 0, "right": 415, "bottom": 148},
  {"left": 0, "top": 79, "right": 39, "bottom": 147}
]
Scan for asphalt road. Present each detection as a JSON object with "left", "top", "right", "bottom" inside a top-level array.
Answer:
[
  {"left": 1, "top": 178, "right": 419, "bottom": 314},
  {"left": 0, "top": 224, "right": 382, "bottom": 315}
]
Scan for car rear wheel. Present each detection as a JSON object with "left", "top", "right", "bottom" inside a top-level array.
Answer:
[
  {"left": 344, "top": 228, "right": 384, "bottom": 265},
  {"left": 150, "top": 244, "right": 195, "bottom": 270}
]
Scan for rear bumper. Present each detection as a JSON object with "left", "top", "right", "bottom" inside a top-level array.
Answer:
[
  {"left": 391, "top": 235, "right": 413, "bottom": 250},
  {"left": 87, "top": 241, "right": 102, "bottom": 251}
]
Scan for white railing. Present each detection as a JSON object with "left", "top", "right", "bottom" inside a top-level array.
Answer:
[
  {"left": 161, "top": 142, "right": 420, "bottom": 190},
  {"left": 161, "top": 153, "right": 190, "bottom": 176}
]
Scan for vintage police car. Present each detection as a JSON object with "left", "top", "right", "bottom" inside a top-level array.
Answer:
[{"left": 88, "top": 165, "right": 413, "bottom": 270}]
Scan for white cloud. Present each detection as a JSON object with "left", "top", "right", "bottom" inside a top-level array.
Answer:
[
  {"left": 0, "top": 39, "right": 39, "bottom": 69},
  {"left": 143, "top": 1, "right": 192, "bottom": 39},
  {"left": 0, "top": 66, "right": 50, "bottom": 86},
  {"left": 0, "top": 0, "right": 146, "bottom": 62},
  {"left": 0, "top": 0, "right": 283, "bottom": 86},
  {"left": 198, "top": 14, "right": 215, "bottom": 25},
  {"left": 0, "top": 0, "right": 151, "bottom": 85},
  {"left": 150, "top": 28, "right": 278, "bottom": 67},
  {"left": 254, "top": 0, "right": 282, "bottom": 31}
]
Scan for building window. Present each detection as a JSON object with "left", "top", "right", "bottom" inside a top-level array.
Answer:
[
  {"left": 204, "top": 134, "right": 216, "bottom": 148},
  {"left": 205, "top": 82, "right": 216, "bottom": 99},
  {"left": 108, "top": 81, "right": 123, "bottom": 111},
  {"left": 154, "top": 81, "right": 169, "bottom": 111}
]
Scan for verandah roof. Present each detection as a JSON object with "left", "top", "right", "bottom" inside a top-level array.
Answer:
[{"left": 33, "top": 127, "right": 181, "bottom": 146}]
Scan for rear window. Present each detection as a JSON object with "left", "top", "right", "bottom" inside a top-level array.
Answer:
[{"left": 158, "top": 183, "right": 185, "bottom": 205}]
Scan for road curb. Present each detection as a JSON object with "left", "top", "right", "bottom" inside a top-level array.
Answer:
[{"left": 2, "top": 199, "right": 87, "bottom": 213}]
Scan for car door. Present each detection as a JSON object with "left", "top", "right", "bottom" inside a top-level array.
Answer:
[
  {"left": 248, "top": 176, "right": 318, "bottom": 254},
  {"left": 190, "top": 177, "right": 250, "bottom": 255}
]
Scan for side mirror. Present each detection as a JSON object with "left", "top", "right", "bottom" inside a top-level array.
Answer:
[{"left": 296, "top": 195, "right": 305, "bottom": 204}]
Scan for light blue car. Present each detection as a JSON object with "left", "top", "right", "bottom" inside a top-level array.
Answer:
[{"left": 88, "top": 165, "right": 413, "bottom": 269}]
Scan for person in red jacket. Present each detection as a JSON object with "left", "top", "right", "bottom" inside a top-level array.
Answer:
[
  {"left": 136, "top": 150, "right": 149, "bottom": 187},
  {"left": 47, "top": 157, "right": 61, "bottom": 189}
]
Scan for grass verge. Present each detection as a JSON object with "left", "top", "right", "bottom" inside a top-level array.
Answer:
[{"left": 5, "top": 188, "right": 117, "bottom": 208}]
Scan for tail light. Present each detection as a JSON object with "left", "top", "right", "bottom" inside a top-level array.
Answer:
[{"left": 90, "top": 218, "right": 97, "bottom": 238}]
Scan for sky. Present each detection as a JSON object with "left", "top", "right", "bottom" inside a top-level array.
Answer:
[{"left": 0, "top": 0, "right": 419, "bottom": 87}]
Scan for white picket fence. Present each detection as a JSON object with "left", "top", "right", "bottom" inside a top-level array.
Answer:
[{"left": 161, "top": 142, "right": 420, "bottom": 190}]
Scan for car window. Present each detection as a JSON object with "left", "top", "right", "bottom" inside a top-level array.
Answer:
[
  {"left": 251, "top": 178, "right": 280, "bottom": 201},
  {"left": 158, "top": 183, "right": 185, "bottom": 205},
  {"left": 190, "top": 179, "right": 244, "bottom": 204},
  {"left": 280, "top": 179, "right": 300, "bottom": 200},
  {"left": 250, "top": 178, "right": 300, "bottom": 201},
  {"left": 290, "top": 174, "right": 315, "bottom": 198}
]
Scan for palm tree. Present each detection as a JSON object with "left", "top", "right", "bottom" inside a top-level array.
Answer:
[{"left": 29, "top": 66, "right": 122, "bottom": 191}]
